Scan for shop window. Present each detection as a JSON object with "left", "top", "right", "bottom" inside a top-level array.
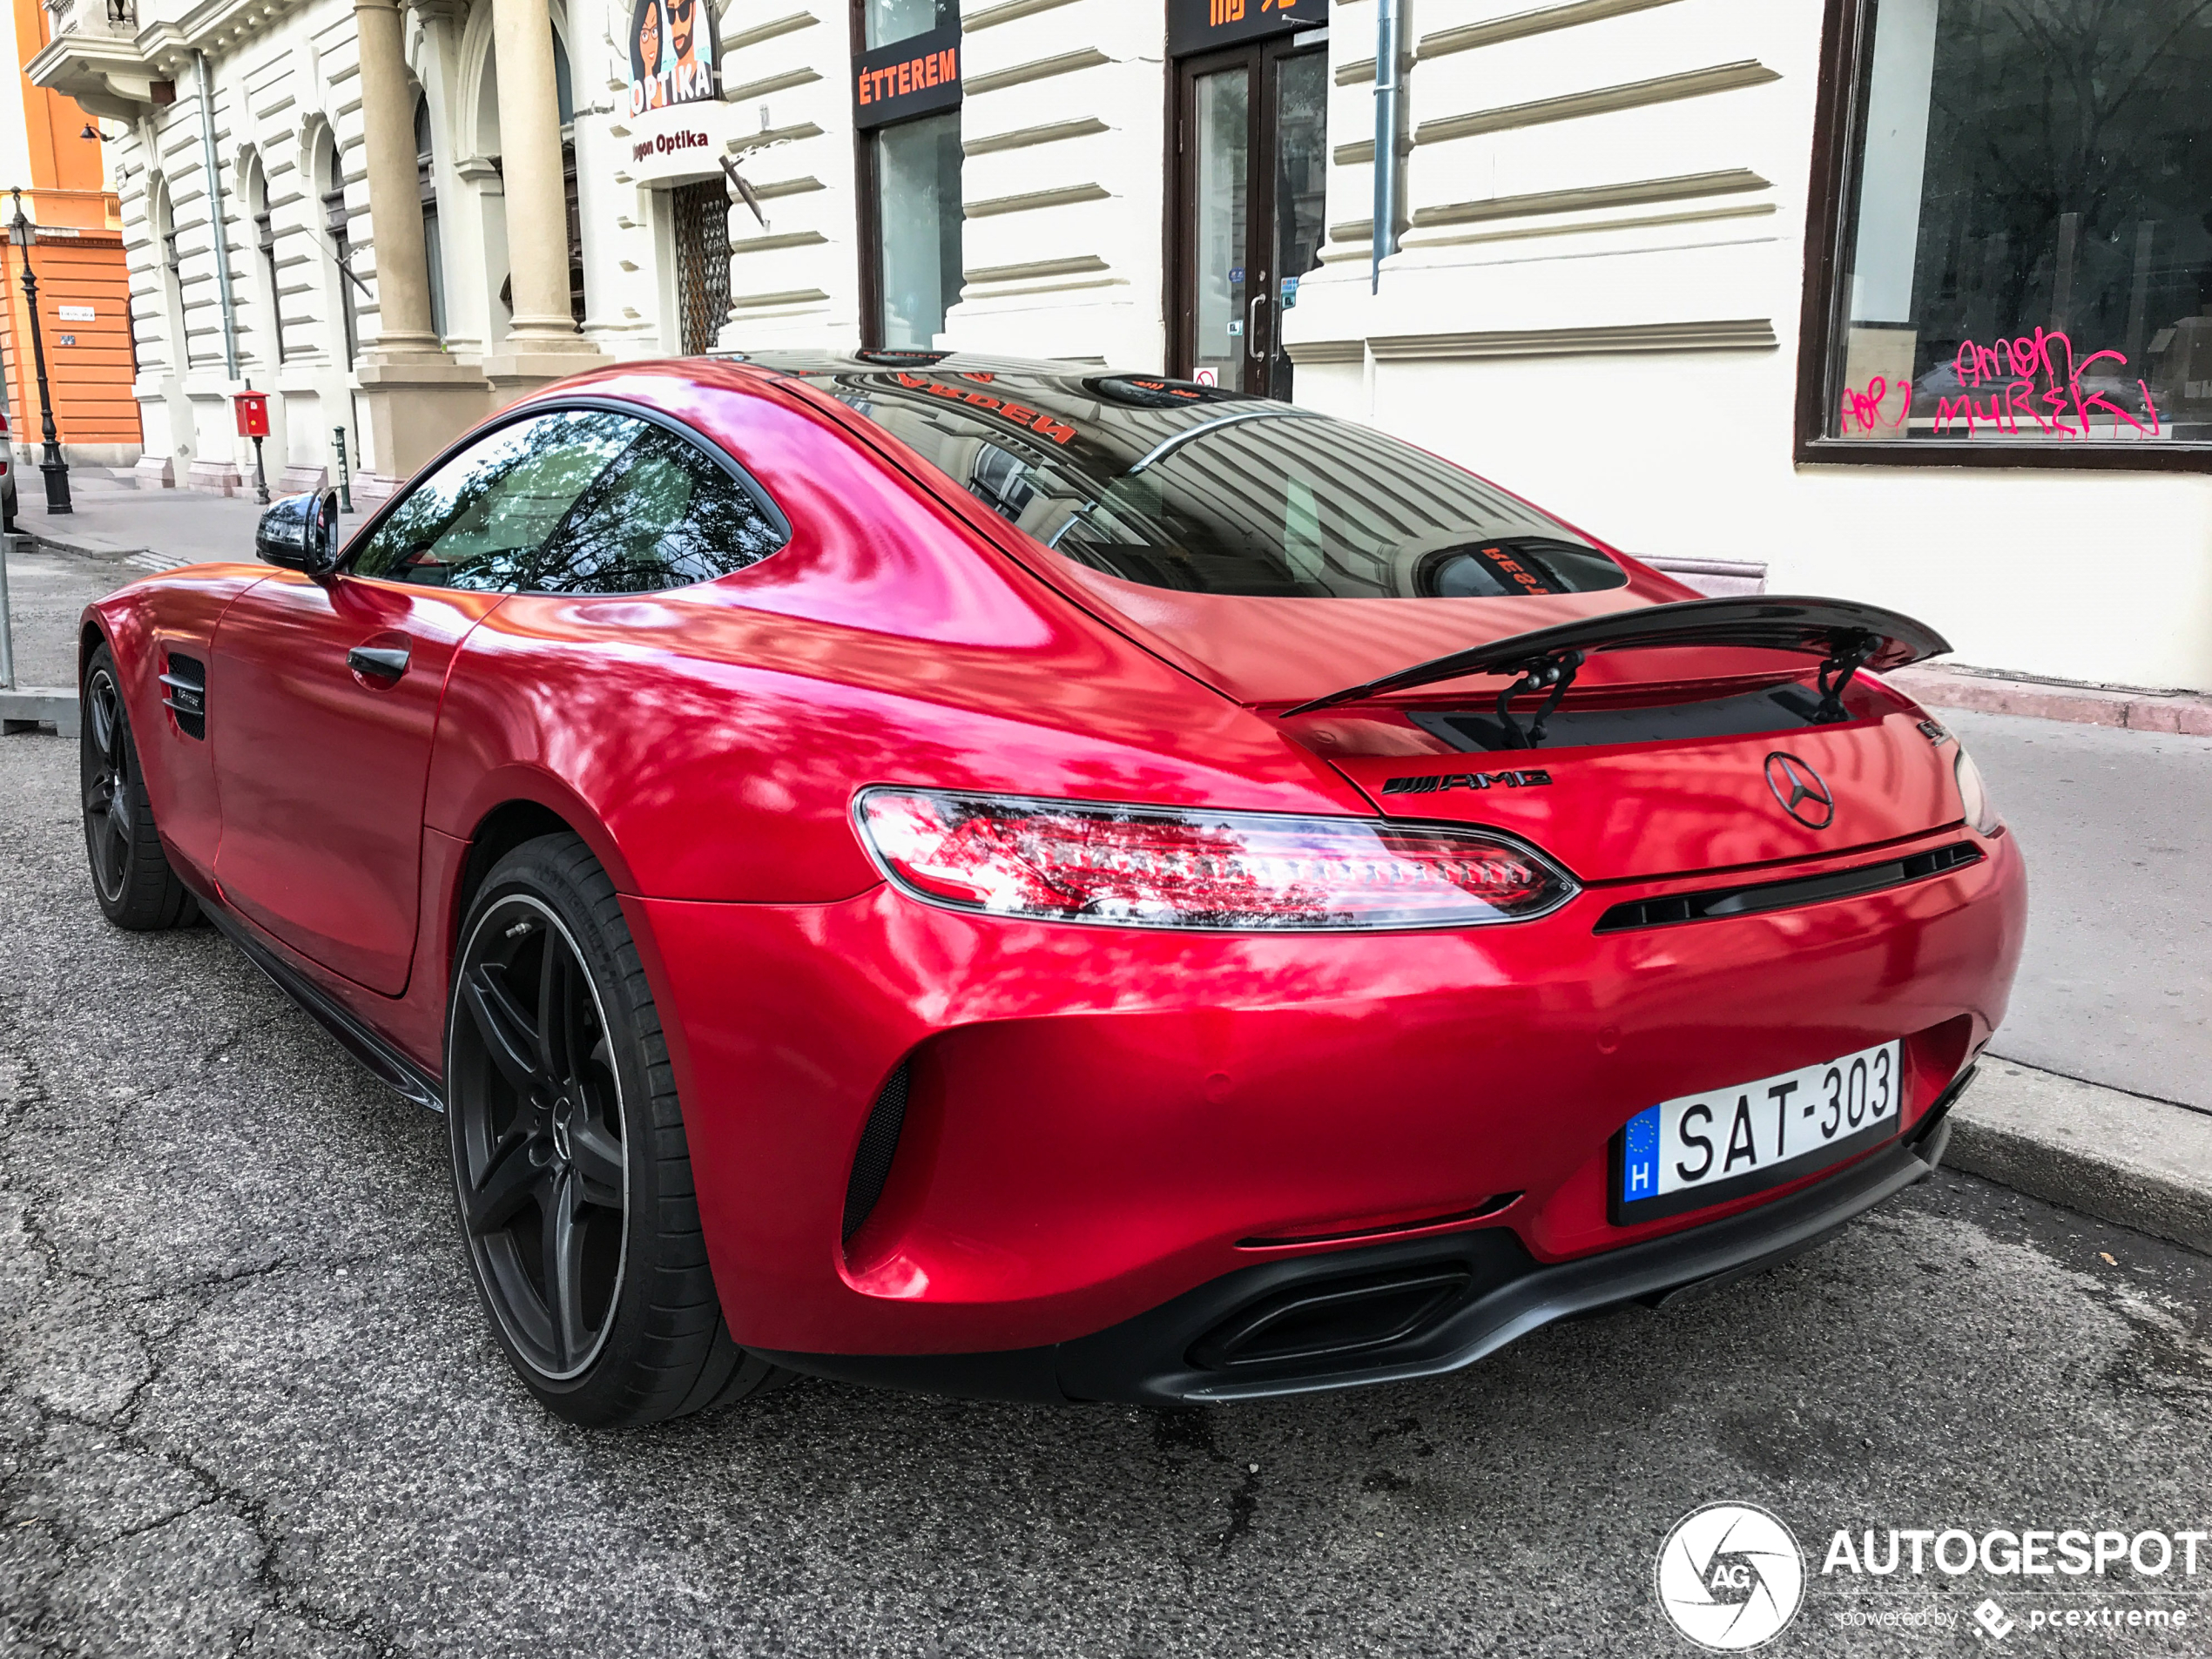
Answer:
[
  {"left": 1804, "top": 0, "right": 2212, "bottom": 462},
  {"left": 867, "top": 112, "right": 962, "bottom": 349},
  {"left": 863, "top": 0, "right": 954, "bottom": 48},
  {"left": 854, "top": 0, "right": 962, "bottom": 350}
]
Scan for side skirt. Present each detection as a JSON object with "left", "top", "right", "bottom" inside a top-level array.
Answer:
[{"left": 200, "top": 900, "right": 447, "bottom": 1113}]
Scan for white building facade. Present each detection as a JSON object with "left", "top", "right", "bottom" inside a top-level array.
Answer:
[{"left": 34, "top": 0, "right": 2212, "bottom": 691}]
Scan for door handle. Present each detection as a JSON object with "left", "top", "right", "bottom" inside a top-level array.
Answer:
[
  {"left": 347, "top": 645, "right": 410, "bottom": 681},
  {"left": 1248, "top": 292, "right": 1271, "bottom": 360}
]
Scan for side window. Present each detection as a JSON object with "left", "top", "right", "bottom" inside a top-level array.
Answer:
[
  {"left": 351, "top": 409, "right": 635, "bottom": 589},
  {"left": 349, "top": 408, "right": 786, "bottom": 595},
  {"left": 532, "top": 425, "right": 786, "bottom": 593}
]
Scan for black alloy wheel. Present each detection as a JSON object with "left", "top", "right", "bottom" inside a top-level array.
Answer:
[
  {"left": 79, "top": 644, "right": 197, "bottom": 930},
  {"left": 452, "top": 893, "right": 630, "bottom": 1381},
  {"left": 446, "top": 833, "right": 788, "bottom": 1424}
]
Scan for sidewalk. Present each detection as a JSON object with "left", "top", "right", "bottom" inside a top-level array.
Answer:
[{"left": 10, "top": 470, "right": 293, "bottom": 571}]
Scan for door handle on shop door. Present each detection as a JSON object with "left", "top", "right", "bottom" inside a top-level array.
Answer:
[{"left": 347, "top": 645, "right": 410, "bottom": 681}]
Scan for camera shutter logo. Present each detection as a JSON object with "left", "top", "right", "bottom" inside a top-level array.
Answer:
[{"left": 1656, "top": 1502, "right": 1806, "bottom": 1651}]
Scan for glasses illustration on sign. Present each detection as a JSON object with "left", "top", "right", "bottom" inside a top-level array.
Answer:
[
  {"left": 1656, "top": 1503, "right": 1806, "bottom": 1651},
  {"left": 627, "top": 0, "right": 719, "bottom": 115}
]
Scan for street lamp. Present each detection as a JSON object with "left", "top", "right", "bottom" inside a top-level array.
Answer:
[{"left": 9, "top": 189, "right": 71, "bottom": 515}]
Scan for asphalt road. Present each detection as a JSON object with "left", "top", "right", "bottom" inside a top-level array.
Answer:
[{"left": 3, "top": 732, "right": 2211, "bottom": 1656}]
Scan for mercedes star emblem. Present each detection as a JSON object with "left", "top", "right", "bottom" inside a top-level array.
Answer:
[{"left": 1764, "top": 752, "right": 1836, "bottom": 829}]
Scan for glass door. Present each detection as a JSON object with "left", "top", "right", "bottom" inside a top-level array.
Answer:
[{"left": 1173, "top": 37, "right": 1328, "bottom": 397}]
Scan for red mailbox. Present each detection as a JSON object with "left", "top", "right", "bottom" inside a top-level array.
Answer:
[{"left": 233, "top": 389, "right": 271, "bottom": 439}]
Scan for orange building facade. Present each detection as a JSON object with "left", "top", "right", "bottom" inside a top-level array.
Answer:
[{"left": 0, "top": 0, "right": 138, "bottom": 468}]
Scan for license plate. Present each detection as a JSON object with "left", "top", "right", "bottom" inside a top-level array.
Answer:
[{"left": 1613, "top": 1041, "right": 1905, "bottom": 1224}]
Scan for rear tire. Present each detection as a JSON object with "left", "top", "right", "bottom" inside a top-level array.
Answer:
[
  {"left": 80, "top": 644, "right": 198, "bottom": 932},
  {"left": 445, "top": 832, "right": 789, "bottom": 1426}
]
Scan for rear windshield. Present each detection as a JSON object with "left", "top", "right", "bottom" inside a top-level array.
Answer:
[{"left": 792, "top": 368, "right": 1627, "bottom": 600}]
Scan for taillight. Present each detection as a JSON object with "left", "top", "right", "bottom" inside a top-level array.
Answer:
[
  {"left": 854, "top": 789, "right": 1576, "bottom": 931},
  {"left": 1952, "top": 745, "right": 2003, "bottom": 837}
]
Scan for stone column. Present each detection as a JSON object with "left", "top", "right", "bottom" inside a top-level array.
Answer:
[
  {"left": 354, "top": 0, "right": 437, "bottom": 355},
  {"left": 482, "top": 0, "right": 605, "bottom": 393},
  {"left": 350, "top": 0, "right": 489, "bottom": 497}
]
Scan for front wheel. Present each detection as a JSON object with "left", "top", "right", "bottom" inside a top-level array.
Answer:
[
  {"left": 80, "top": 643, "right": 198, "bottom": 931},
  {"left": 444, "top": 832, "right": 787, "bottom": 1425}
]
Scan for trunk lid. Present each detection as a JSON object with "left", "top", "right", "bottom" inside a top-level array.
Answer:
[
  {"left": 1278, "top": 597, "right": 1963, "bottom": 882},
  {"left": 1319, "top": 707, "right": 1963, "bottom": 883}
]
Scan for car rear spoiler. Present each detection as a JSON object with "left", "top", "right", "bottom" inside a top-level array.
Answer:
[{"left": 1279, "top": 596, "right": 1952, "bottom": 734}]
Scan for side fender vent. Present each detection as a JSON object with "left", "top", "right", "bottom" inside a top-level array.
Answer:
[
  {"left": 160, "top": 652, "right": 207, "bottom": 740},
  {"left": 841, "top": 1061, "right": 912, "bottom": 1243}
]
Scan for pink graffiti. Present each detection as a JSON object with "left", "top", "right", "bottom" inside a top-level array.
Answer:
[
  {"left": 1840, "top": 375, "right": 1912, "bottom": 435},
  {"left": 1933, "top": 327, "right": 2161, "bottom": 442}
]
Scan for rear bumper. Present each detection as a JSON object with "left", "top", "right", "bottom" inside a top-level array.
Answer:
[
  {"left": 635, "top": 822, "right": 2024, "bottom": 1360},
  {"left": 758, "top": 1074, "right": 1966, "bottom": 1403}
]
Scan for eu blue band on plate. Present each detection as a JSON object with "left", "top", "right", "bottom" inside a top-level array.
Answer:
[{"left": 1622, "top": 1104, "right": 1662, "bottom": 1203}]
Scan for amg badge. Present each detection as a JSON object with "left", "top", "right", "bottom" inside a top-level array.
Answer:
[{"left": 1381, "top": 769, "right": 1554, "bottom": 797}]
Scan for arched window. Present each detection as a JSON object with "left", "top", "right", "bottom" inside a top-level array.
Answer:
[
  {"left": 152, "top": 178, "right": 188, "bottom": 373},
  {"left": 245, "top": 155, "right": 285, "bottom": 366},
  {"left": 415, "top": 92, "right": 448, "bottom": 339},
  {"left": 554, "top": 31, "right": 583, "bottom": 326},
  {"left": 320, "top": 138, "right": 358, "bottom": 366}
]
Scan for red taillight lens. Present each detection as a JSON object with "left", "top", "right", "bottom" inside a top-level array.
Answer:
[{"left": 855, "top": 789, "right": 1575, "bottom": 930}]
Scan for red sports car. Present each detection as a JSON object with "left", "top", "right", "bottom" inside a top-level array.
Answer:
[{"left": 78, "top": 354, "right": 2025, "bottom": 1425}]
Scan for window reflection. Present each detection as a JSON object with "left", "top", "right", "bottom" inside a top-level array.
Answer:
[
  {"left": 1834, "top": 0, "right": 2212, "bottom": 444},
  {"left": 350, "top": 408, "right": 786, "bottom": 593}
]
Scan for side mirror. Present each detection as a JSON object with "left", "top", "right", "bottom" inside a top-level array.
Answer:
[{"left": 255, "top": 489, "right": 342, "bottom": 579}]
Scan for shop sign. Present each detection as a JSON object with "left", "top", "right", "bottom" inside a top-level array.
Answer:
[
  {"left": 624, "top": 0, "right": 721, "bottom": 117},
  {"left": 1168, "top": 0, "right": 1327, "bottom": 57},
  {"left": 853, "top": 22, "right": 961, "bottom": 131},
  {"left": 631, "top": 126, "right": 716, "bottom": 166}
]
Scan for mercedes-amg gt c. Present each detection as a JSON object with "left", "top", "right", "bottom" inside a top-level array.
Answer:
[{"left": 77, "top": 354, "right": 2024, "bottom": 1424}]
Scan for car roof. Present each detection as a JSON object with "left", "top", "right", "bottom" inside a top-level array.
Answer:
[{"left": 708, "top": 350, "right": 1300, "bottom": 479}]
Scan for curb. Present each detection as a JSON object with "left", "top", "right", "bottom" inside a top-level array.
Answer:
[
  {"left": 23, "top": 527, "right": 151, "bottom": 563},
  {"left": 1889, "top": 664, "right": 2212, "bottom": 738},
  {"left": 1946, "top": 1062, "right": 2212, "bottom": 1256}
]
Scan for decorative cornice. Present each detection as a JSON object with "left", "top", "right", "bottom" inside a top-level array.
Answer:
[
  {"left": 965, "top": 253, "right": 1109, "bottom": 284},
  {"left": 730, "top": 120, "right": 824, "bottom": 153},
  {"left": 730, "top": 230, "right": 828, "bottom": 254},
  {"left": 1418, "top": 0, "right": 1687, "bottom": 60},
  {"left": 1366, "top": 319, "right": 1778, "bottom": 360},
  {"left": 721, "top": 66, "right": 821, "bottom": 104},
  {"left": 1332, "top": 136, "right": 1410, "bottom": 166},
  {"left": 965, "top": 46, "right": 1110, "bottom": 95},
  {"left": 964, "top": 116, "right": 1108, "bottom": 156},
  {"left": 724, "top": 11, "right": 818, "bottom": 52},
  {"left": 966, "top": 0, "right": 1081, "bottom": 29},
  {"left": 1410, "top": 167, "right": 1770, "bottom": 227},
  {"left": 965, "top": 181, "right": 1109, "bottom": 218},
  {"left": 1413, "top": 61, "right": 1782, "bottom": 147},
  {"left": 1282, "top": 338, "right": 1365, "bottom": 365},
  {"left": 732, "top": 286, "right": 831, "bottom": 308}
]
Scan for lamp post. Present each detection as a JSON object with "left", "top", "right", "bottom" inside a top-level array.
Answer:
[{"left": 9, "top": 190, "right": 71, "bottom": 515}]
